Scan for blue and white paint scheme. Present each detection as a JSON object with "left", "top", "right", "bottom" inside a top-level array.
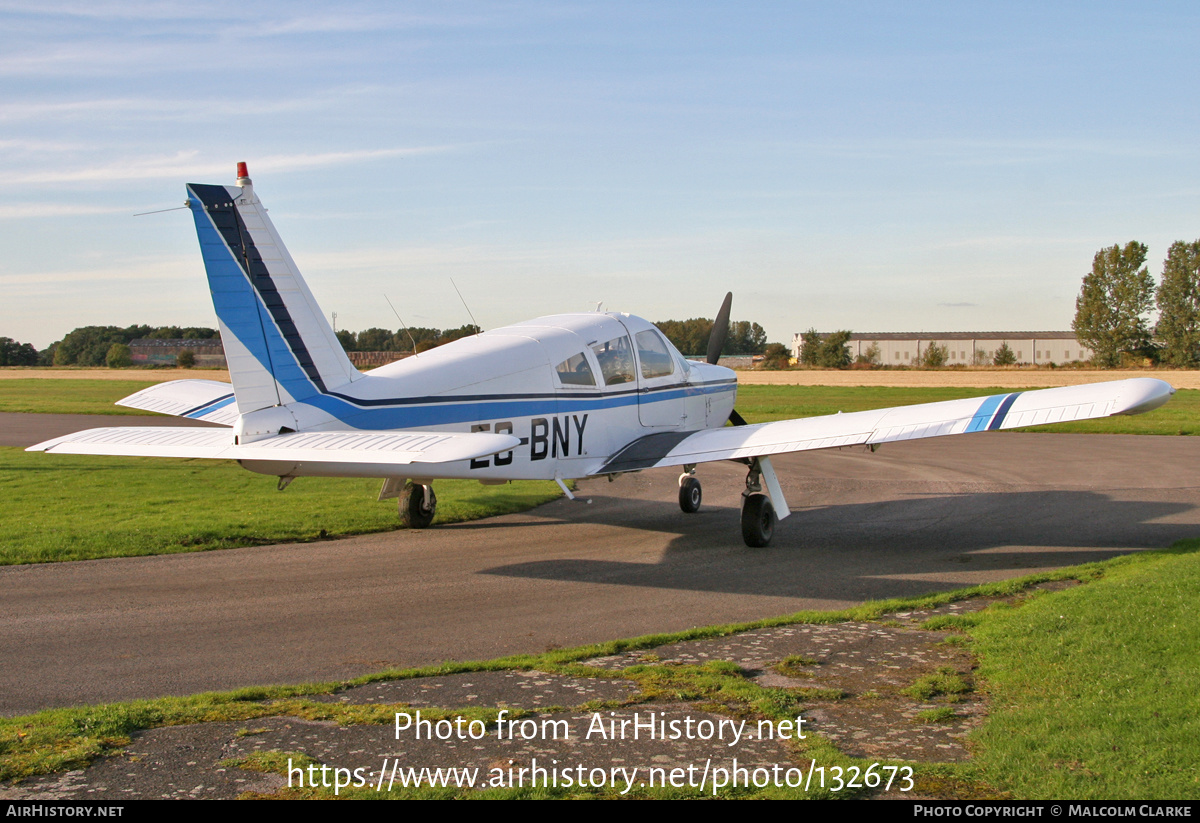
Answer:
[{"left": 29, "top": 164, "right": 1177, "bottom": 546}]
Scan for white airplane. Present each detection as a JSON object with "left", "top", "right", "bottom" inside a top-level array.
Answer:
[{"left": 30, "top": 163, "right": 1176, "bottom": 547}]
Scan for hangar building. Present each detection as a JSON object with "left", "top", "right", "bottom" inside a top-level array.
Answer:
[{"left": 789, "top": 332, "right": 1093, "bottom": 366}]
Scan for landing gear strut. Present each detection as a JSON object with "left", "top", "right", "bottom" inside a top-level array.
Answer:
[
  {"left": 678, "top": 467, "right": 702, "bottom": 513},
  {"left": 399, "top": 481, "right": 437, "bottom": 528}
]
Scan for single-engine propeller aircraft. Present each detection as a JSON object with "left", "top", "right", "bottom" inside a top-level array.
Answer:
[{"left": 30, "top": 164, "right": 1176, "bottom": 546}]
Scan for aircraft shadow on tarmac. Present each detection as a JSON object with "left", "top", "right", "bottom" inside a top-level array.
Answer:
[{"left": 476, "top": 489, "right": 1197, "bottom": 601}]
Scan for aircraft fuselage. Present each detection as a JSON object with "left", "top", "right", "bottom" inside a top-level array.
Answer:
[{"left": 237, "top": 311, "right": 738, "bottom": 482}]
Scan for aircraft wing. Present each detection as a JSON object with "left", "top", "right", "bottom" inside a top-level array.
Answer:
[
  {"left": 27, "top": 427, "right": 522, "bottom": 467},
  {"left": 597, "top": 377, "right": 1174, "bottom": 473},
  {"left": 116, "top": 379, "right": 239, "bottom": 425}
]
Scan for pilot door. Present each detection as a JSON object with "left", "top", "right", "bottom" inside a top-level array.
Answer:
[{"left": 625, "top": 325, "right": 684, "bottom": 429}]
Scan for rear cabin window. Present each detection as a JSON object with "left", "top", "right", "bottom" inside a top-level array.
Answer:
[
  {"left": 555, "top": 352, "right": 596, "bottom": 387},
  {"left": 591, "top": 336, "right": 636, "bottom": 385},
  {"left": 636, "top": 330, "right": 675, "bottom": 379}
]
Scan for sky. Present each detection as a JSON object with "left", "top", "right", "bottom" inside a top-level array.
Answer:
[{"left": 3, "top": 1, "right": 1200, "bottom": 350}]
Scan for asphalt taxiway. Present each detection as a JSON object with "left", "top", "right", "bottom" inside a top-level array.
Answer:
[{"left": 3, "top": 414, "right": 1199, "bottom": 716}]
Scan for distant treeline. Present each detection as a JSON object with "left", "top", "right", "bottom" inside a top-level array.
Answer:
[
  {"left": 334, "top": 325, "right": 481, "bottom": 353},
  {"left": 652, "top": 318, "right": 767, "bottom": 356},
  {"left": 337, "top": 318, "right": 768, "bottom": 356},
  {"left": 0, "top": 337, "right": 39, "bottom": 366},
  {"left": 8, "top": 326, "right": 220, "bottom": 367},
  {"left": 7, "top": 315, "right": 771, "bottom": 368}
]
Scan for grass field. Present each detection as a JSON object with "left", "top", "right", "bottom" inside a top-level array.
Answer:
[
  {"left": 0, "top": 447, "right": 562, "bottom": 565},
  {"left": 0, "top": 378, "right": 157, "bottom": 415},
  {"left": 969, "top": 541, "right": 1200, "bottom": 799},
  {"left": 2, "top": 541, "right": 1196, "bottom": 798}
]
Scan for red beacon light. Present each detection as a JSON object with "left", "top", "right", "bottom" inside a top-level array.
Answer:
[{"left": 236, "top": 161, "right": 251, "bottom": 186}]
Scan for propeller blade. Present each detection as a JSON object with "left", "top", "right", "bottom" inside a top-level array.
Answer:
[{"left": 707, "top": 291, "right": 732, "bottom": 365}]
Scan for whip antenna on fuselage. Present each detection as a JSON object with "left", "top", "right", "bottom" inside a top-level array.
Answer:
[
  {"left": 449, "top": 278, "right": 482, "bottom": 336},
  {"left": 384, "top": 294, "right": 420, "bottom": 357}
]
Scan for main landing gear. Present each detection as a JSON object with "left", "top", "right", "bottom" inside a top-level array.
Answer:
[
  {"left": 678, "top": 467, "right": 702, "bottom": 513},
  {"left": 399, "top": 481, "right": 437, "bottom": 529},
  {"left": 675, "top": 458, "right": 791, "bottom": 547},
  {"left": 741, "top": 493, "right": 775, "bottom": 548},
  {"left": 739, "top": 457, "right": 790, "bottom": 548}
]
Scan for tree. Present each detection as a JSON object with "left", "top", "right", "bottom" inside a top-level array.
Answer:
[
  {"left": 176, "top": 349, "right": 196, "bottom": 368},
  {"left": 993, "top": 343, "right": 1016, "bottom": 366},
  {"left": 921, "top": 343, "right": 948, "bottom": 368},
  {"left": 1073, "top": 241, "right": 1154, "bottom": 367},
  {"left": 0, "top": 337, "right": 38, "bottom": 366},
  {"left": 856, "top": 342, "right": 881, "bottom": 366},
  {"left": 760, "top": 342, "right": 791, "bottom": 370},
  {"left": 1156, "top": 240, "right": 1200, "bottom": 366},
  {"left": 818, "top": 330, "right": 852, "bottom": 368},
  {"left": 355, "top": 327, "right": 394, "bottom": 351},
  {"left": 105, "top": 343, "right": 132, "bottom": 368},
  {"left": 798, "top": 329, "right": 822, "bottom": 366}
]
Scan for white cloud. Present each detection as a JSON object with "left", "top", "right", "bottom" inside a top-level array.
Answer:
[
  {"left": 0, "top": 146, "right": 456, "bottom": 186},
  {"left": 0, "top": 256, "right": 192, "bottom": 287}
]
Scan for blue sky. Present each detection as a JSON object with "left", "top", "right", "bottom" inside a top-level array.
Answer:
[{"left": 3, "top": 1, "right": 1199, "bottom": 349}]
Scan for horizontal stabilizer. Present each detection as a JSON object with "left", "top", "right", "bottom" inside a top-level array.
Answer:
[
  {"left": 28, "top": 427, "right": 522, "bottom": 467},
  {"left": 598, "top": 378, "right": 1174, "bottom": 473},
  {"left": 117, "top": 380, "right": 238, "bottom": 425}
]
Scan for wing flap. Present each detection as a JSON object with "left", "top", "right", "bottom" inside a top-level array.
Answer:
[
  {"left": 117, "top": 380, "right": 238, "bottom": 425},
  {"left": 597, "top": 378, "right": 1174, "bottom": 473},
  {"left": 28, "top": 427, "right": 522, "bottom": 466}
]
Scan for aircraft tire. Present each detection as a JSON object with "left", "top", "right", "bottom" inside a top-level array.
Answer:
[
  {"left": 679, "top": 476, "right": 702, "bottom": 513},
  {"left": 400, "top": 482, "right": 437, "bottom": 529},
  {"left": 740, "top": 493, "right": 775, "bottom": 547}
]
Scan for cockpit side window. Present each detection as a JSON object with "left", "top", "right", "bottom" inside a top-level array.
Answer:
[
  {"left": 590, "top": 336, "right": 635, "bottom": 385},
  {"left": 635, "top": 330, "right": 675, "bottom": 379},
  {"left": 555, "top": 352, "right": 596, "bottom": 387}
]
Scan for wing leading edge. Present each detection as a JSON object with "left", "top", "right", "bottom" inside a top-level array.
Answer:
[{"left": 597, "top": 377, "right": 1174, "bottom": 473}]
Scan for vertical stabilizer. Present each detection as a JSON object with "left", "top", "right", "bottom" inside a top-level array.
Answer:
[{"left": 187, "top": 164, "right": 359, "bottom": 414}]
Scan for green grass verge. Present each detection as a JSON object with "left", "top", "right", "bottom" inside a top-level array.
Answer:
[
  {"left": 4, "top": 543, "right": 1198, "bottom": 797},
  {"left": 0, "top": 447, "right": 562, "bottom": 565},
  {"left": 0, "top": 379, "right": 157, "bottom": 415},
  {"left": 737, "top": 385, "right": 1199, "bottom": 435},
  {"left": 969, "top": 539, "right": 1200, "bottom": 799}
]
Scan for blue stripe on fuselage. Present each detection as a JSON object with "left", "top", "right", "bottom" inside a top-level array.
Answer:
[{"left": 299, "top": 381, "right": 736, "bottom": 430}]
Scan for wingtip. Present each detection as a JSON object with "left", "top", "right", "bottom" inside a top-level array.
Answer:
[{"left": 1113, "top": 377, "right": 1175, "bottom": 416}]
